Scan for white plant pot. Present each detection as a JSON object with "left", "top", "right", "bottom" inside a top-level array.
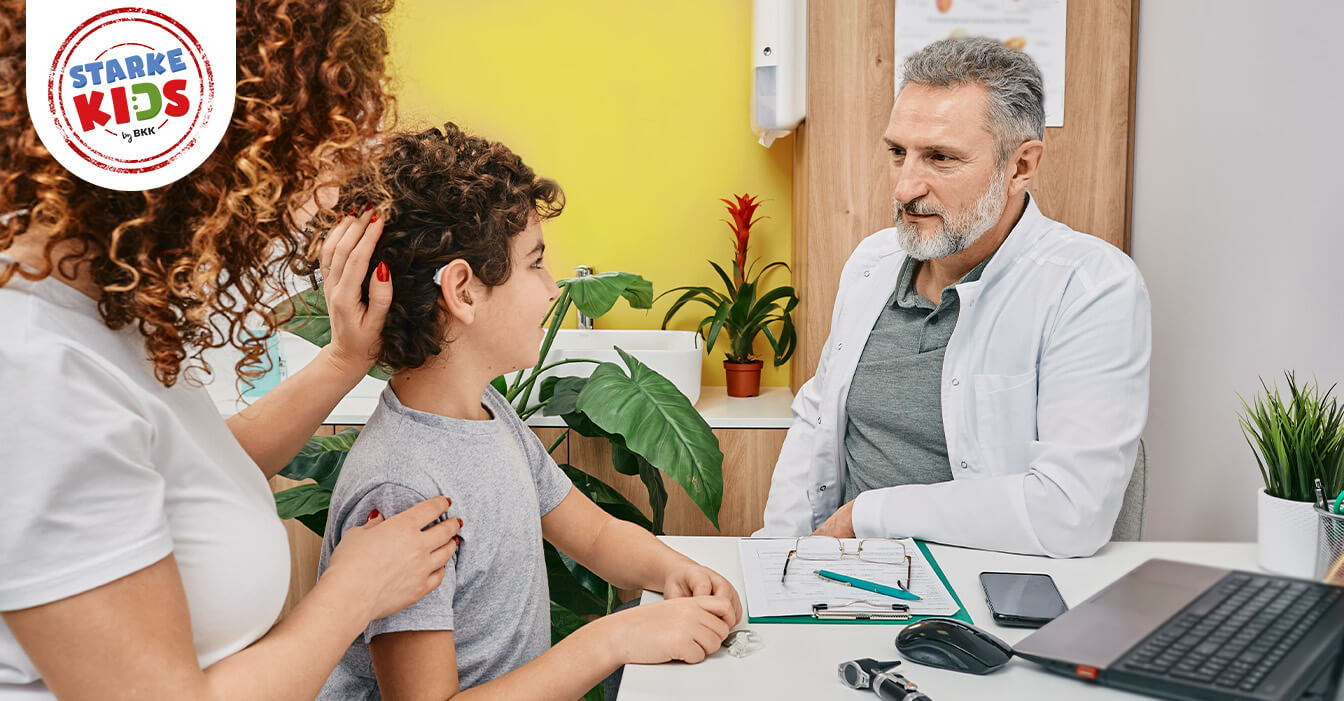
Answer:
[{"left": 1257, "top": 488, "right": 1319, "bottom": 577}]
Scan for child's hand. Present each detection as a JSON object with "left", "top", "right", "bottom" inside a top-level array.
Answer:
[
  {"left": 600, "top": 597, "right": 734, "bottom": 665},
  {"left": 661, "top": 562, "right": 743, "bottom": 627}
]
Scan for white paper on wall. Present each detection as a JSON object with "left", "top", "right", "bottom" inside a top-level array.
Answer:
[{"left": 894, "top": 0, "right": 1067, "bottom": 128}]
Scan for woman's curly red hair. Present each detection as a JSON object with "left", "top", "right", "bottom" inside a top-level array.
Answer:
[{"left": 0, "top": 0, "right": 397, "bottom": 386}]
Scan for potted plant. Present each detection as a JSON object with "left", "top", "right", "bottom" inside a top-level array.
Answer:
[
  {"left": 657, "top": 193, "right": 798, "bottom": 398},
  {"left": 269, "top": 271, "right": 723, "bottom": 698},
  {"left": 1238, "top": 372, "right": 1344, "bottom": 576}
]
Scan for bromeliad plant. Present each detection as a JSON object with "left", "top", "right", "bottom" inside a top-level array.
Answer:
[
  {"left": 657, "top": 193, "right": 798, "bottom": 369},
  {"left": 1238, "top": 371, "right": 1344, "bottom": 502},
  {"left": 268, "top": 270, "right": 724, "bottom": 685}
]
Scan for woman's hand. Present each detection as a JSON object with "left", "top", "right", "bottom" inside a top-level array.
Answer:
[
  {"left": 325, "top": 496, "right": 461, "bottom": 621},
  {"left": 318, "top": 207, "right": 393, "bottom": 381}
]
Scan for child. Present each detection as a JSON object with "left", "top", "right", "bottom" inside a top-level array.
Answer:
[{"left": 316, "top": 123, "right": 741, "bottom": 700}]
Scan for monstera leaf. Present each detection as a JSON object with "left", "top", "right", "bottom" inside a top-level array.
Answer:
[
  {"left": 274, "top": 286, "right": 391, "bottom": 380},
  {"left": 274, "top": 483, "right": 331, "bottom": 536},
  {"left": 575, "top": 348, "right": 722, "bottom": 528},
  {"left": 559, "top": 271, "right": 653, "bottom": 318},
  {"left": 278, "top": 428, "right": 360, "bottom": 490}
]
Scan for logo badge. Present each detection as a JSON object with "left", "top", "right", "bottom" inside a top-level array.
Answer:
[{"left": 27, "top": 2, "right": 235, "bottom": 191}]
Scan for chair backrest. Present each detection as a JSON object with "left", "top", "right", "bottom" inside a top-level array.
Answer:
[{"left": 1111, "top": 439, "right": 1147, "bottom": 541}]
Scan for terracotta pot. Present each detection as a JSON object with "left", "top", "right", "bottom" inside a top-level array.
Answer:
[{"left": 724, "top": 360, "right": 764, "bottom": 398}]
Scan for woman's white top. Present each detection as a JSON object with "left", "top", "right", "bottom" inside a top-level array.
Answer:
[{"left": 0, "top": 270, "right": 290, "bottom": 698}]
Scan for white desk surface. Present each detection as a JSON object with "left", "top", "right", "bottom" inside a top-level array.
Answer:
[{"left": 623, "top": 537, "right": 1258, "bottom": 700}]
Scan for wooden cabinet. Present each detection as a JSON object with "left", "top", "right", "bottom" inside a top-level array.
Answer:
[{"left": 268, "top": 424, "right": 785, "bottom": 615}]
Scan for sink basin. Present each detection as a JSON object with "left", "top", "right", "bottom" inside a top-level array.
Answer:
[
  {"left": 521, "top": 329, "right": 703, "bottom": 405},
  {"left": 206, "top": 329, "right": 703, "bottom": 411}
]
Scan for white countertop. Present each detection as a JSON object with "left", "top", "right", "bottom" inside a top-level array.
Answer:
[
  {"left": 622, "top": 537, "right": 1264, "bottom": 700},
  {"left": 209, "top": 383, "right": 795, "bottom": 429}
]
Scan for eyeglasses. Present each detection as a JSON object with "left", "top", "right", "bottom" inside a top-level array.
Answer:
[{"left": 780, "top": 536, "right": 913, "bottom": 589}]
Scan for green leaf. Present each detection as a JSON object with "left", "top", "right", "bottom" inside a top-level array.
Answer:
[
  {"left": 278, "top": 428, "right": 359, "bottom": 490},
  {"left": 274, "top": 483, "right": 331, "bottom": 536},
  {"left": 490, "top": 375, "right": 509, "bottom": 395},
  {"left": 559, "top": 463, "right": 653, "bottom": 530},
  {"left": 708, "top": 260, "right": 737, "bottom": 296},
  {"left": 559, "top": 271, "right": 653, "bottom": 318},
  {"left": 545, "top": 542, "right": 608, "bottom": 617},
  {"left": 637, "top": 459, "right": 668, "bottom": 535},
  {"left": 542, "top": 376, "right": 588, "bottom": 417},
  {"left": 550, "top": 600, "right": 593, "bottom": 644},
  {"left": 609, "top": 440, "right": 642, "bottom": 477},
  {"left": 656, "top": 287, "right": 725, "bottom": 330},
  {"left": 575, "top": 348, "right": 723, "bottom": 528}
]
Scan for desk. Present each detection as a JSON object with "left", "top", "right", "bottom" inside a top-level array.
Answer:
[{"left": 622, "top": 537, "right": 1257, "bottom": 700}]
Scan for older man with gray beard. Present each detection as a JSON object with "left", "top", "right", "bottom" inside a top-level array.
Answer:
[{"left": 756, "top": 38, "right": 1151, "bottom": 558}]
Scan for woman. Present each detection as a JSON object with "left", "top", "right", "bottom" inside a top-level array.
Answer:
[{"left": 0, "top": 1, "right": 459, "bottom": 698}]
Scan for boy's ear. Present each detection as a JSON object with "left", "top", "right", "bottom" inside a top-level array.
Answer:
[{"left": 438, "top": 259, "right": 478, "bottom": 325}]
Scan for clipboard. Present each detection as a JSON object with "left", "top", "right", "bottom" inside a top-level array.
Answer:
[{"left": 746, "top": 540, "right": 973, "bottom": 625}]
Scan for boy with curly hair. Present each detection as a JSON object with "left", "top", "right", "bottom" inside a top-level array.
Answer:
[{"left": 316, "top": 123, "right": 741, "bottom": 701}]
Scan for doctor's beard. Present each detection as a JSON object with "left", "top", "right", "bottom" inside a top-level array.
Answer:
[{"left": 893, "top": 172, "right": 1007, "bottom": 261}]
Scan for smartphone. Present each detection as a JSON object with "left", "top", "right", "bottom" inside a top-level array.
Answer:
[{"left": 979, "top": 571, "right": 1068, "bottom": 628}]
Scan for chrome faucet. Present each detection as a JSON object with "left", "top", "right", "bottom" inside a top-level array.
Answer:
[{"left": 574, "top": 265, "right": 594, "bottom": 330}]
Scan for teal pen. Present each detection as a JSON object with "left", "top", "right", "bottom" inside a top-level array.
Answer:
[{"left": 816, "top": 569, "right": 921, "bottom": 601}]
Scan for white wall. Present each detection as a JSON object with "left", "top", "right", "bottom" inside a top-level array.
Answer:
[{"left": 1132, "top": 1, "right": 1344, "bottom": 541}]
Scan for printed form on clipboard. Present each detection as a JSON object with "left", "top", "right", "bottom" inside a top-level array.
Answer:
[{"left": 738, "top": 538, "right": 961, "bottom": 620}]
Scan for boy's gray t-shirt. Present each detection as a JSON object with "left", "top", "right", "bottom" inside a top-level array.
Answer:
[{"left": 316, "top": 386, "right": 573, "bottom": 699}]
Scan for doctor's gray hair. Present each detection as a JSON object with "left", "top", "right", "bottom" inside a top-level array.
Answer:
[{"left": 899, "top": 37, "right": 1045, "bottom": 164}]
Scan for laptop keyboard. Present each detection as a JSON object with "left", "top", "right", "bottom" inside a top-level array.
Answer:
[{"left": 1117, "top": 573, "right": 1342, "bottom": 694}]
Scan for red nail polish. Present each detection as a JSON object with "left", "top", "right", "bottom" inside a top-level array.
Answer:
[
  {"left": 456, "top": 517, "right": 464, "bottom": 528},
  {"left": 363, "top": 204, "right": 373, "bottom": 212},
  {"left": 348, "top": 209, "right": 357, "bottom": 217},
  {"left": 376, "top": 261, "right": 389, "bottom": 282},
  {"left": 446, "top": 498, "right": 452, "bottom": 507},
  {"left": 370, "top": 211, "right": 379, "bottom": 223},
  {"left": 367, "top": 509, "right": 381, "bottom": 521}
]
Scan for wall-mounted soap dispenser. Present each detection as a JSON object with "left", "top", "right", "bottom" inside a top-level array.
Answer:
[{"left": 751, "top": 0, "right": 806, "bottom": 148}]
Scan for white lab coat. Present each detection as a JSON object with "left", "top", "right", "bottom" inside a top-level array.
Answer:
[{"left": 757, "top": 197, "right": 1151, "bottom": 557}]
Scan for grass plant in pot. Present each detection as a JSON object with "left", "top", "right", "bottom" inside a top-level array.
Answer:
[
  {"left": 657, "top": 193, "right": 798, "bottom": 398},
  {"left": 1238, "top": 372, "right": 1344, "bottom": 577}
]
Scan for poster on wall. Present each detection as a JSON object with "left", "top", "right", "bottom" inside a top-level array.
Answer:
[{"left": 894, "top": 0, "right": 1067, "bottom": 127}]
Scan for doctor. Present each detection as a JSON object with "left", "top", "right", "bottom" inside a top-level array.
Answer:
[{"left": 757, "top": 37, "right": 1151, "bottom": 558}]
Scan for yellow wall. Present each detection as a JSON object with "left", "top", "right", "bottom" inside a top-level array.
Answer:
[{"left": 386, "top": 0, "right": 794, "bottom": 387}]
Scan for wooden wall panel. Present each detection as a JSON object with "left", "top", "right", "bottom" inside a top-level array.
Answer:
[
  {"left": 792, "top": 1, "right": 1139, "bottom": 389},
  {"left": 542, "top": 427, "right": 788, "bottom": 538},
  {"left": 791, "top": 1, "right": 896, "bottom": 391}
]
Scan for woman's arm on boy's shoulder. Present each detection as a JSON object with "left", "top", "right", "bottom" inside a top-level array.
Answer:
[
  {"left": 540, "top": 487, "right": 742, "bottom": 625},
  {"left": 371, "top": 595, "right": 735, "bottom": 701}
]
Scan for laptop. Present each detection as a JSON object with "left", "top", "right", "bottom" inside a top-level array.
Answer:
[{"left": 1013, "top": 559, "right": 1344, "bottom": 700}]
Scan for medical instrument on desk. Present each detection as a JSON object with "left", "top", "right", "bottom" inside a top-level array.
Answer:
[
  {"left": 816, "top": 569, "right": 921, "bottom": 601},
  {"left": 812, "top": 600, "right": 910, "bottom": 621},
  {"left": 720, "top": 629, "right": 763, "bottom": 658},
  {"left": 837, "top": 658, "right": 932, "bottom": 700}
]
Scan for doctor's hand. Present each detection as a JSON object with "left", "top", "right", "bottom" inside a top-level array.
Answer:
[
  {"left": 810, "top": 499, "right": 857, "bottom": 538},
  {"left": 661, "top": 561, "right": 743, "bottom": 627}
]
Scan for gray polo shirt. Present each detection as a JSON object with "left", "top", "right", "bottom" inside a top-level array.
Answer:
[{"left": 842, "top": 249, "right": 996, "bottom": 502}]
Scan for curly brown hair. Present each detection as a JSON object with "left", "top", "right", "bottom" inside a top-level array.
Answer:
[
  {"left": 0, "top": 0, "right": 397, "bottom": 386},
  {"left": 330, "top": 122, "right": 563, "bottom": 373}
]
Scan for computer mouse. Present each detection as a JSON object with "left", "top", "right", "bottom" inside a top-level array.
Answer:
[{"left": 895, "top": 618, "right": 1014, "bottom": 675}]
